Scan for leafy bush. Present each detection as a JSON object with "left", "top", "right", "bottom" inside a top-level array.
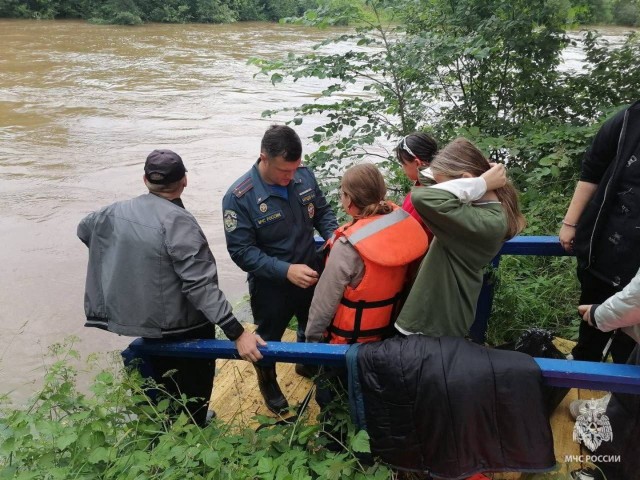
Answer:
[
  {"left": 111, "top": 10, "right": 142, "bottom": 24},
  {"left": 0, "top": 341, "right": 390, "bottom": 479},
  {"left": 251, "top": 0, "right": 640, "bottom": 341},
  {"left": 0, "top": 0, "right": 327, "bottom": 23},
  {"left": 612, "top": 0, "right": 640, "bottom": 25}
]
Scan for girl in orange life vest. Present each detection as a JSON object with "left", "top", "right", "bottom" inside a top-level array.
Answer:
[
  {"left": 305, "top": 163, "right": 428, "bottom": 415},
  {"left": 305, "top": 163, "right": 429, "bottom": 345},
  {"left": 396, "top": 132, "right": 438, "bottom": 243}
]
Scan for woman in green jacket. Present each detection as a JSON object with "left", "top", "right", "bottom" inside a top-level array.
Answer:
[{"left": 395, "top": 138, "right": 525, "bottom": 338}]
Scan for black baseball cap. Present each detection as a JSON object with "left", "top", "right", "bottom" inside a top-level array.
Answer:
[{"left": 144, "top": 149, "right": 187, "bottom": 185}]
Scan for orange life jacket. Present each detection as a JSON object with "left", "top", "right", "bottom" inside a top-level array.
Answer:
[{"left": 326, "top": 205, "right": 428, "bottom": 344}]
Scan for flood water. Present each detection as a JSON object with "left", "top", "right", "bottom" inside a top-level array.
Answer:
[
  {"left": 0, "top": 19, "right": 356, "bottom": 404},
  {"left": 0, "top": 19, "right": 635, "bottom": 404}
]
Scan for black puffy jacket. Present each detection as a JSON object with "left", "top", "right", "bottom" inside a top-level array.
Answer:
[{"left": 347, "top": 336, "right": 555, "bottom": 479}]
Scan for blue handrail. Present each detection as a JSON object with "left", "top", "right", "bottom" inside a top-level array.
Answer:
[
  {"left": 124, "top": 235, "right": 640, "bottom": 394},
  {"left": 124, "top": 337, "right": 640, "bottom": 394},
  {"left": 470, "top": 235, "right": 571, "bottom": 343}
]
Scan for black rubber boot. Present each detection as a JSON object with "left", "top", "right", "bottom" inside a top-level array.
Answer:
[
  {"left": 254, "top": 364, "right": 289, "bottom": 415},
  {"left": 295, "top": 363, "right": 319, "bottom": 379}
]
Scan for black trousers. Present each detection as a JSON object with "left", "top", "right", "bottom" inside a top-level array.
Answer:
[
  {"left": 594, "top": 345, "right": 640, "bottom": 479},
  {"left": 143, "top": 323, "right": 216, "bottom": 426},
  {"left": 572, "top": 269, "right": 636, "bottom": 363},
  {"left": 249, "top": 277, "right": 314, "bottom": 343}
]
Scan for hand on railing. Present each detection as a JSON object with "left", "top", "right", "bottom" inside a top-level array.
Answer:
[
  {"left": 235, "top": 331, "right": 266, "bottom": 363},
  {"left": 559, "top": 223, "right": 576, "bottom": 252}
]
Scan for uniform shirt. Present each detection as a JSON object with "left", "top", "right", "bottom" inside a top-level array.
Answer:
[{"left": 222, "top": 160, "right": 338, "bottom": 282}]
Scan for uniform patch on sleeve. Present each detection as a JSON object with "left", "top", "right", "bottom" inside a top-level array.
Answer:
[{"left": 223, "top": 210, "right": 238, "bottom": 232}]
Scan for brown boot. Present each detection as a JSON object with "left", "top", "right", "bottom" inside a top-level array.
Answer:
[{"left": 254, "top": 364, "right": 289, "bottom": 414}]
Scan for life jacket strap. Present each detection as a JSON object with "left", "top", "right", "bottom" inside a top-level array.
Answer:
[{"left": 330, "top": 292, "right": 402, "bottom": 344}]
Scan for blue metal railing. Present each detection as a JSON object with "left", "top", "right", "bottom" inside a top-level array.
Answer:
[
  {"left": 124, "top": 236, "right": 640, "bottom": 394},
  {"left": 470, "top": 235, "right": 571, "bottom": 343}
]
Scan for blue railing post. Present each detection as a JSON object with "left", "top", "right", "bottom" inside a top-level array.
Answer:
[{"left": 470, "top": 236, "right": 573, "bottom": 343}]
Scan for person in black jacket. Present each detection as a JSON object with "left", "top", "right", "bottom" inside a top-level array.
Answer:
[{"left": 559, "top": 101, "right": 640, "bottom": 363}]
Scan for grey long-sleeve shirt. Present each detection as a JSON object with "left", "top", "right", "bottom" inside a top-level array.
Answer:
[{"left": 306, "top": 237, "right": 365, "bottom": 342}]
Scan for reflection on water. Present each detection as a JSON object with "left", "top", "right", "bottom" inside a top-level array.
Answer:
[{"left": 0, "top": 19, "right": 636, "bottom": 404}]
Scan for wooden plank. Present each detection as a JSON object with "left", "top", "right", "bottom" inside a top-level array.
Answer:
[{"left": 209, "top": 329, "right": 320, "bottom": 428}]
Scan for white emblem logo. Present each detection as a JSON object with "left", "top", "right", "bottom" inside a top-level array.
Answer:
[
  {"left": 572, "top": 399, "right": 613, "bottom": 452},
  {"left": 259, "top": 203, "right": 268, "bottom": 213},
  {"left": 307, "top": 203, "right": 315, "bottom": 219}
]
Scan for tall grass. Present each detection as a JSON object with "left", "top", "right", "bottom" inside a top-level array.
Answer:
[{"left": 488, "top": 256, "right": 581, "bottom": 346}]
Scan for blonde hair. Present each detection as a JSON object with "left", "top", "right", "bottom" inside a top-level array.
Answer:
[
  {"left": 341, "top": 163, "right": 393, "bottom": 219},
  {"left": 431, "top": 138, "right": 526, "bottom": 239}
]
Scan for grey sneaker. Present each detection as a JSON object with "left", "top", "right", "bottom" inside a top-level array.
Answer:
[
  {"left": 570, "top": 467, "right": 604, "bottom": 479},
  {"left": 569, "top": 393, "right": 611, "bottom": 420}
]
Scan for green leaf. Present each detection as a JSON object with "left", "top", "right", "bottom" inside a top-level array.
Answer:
[
  {"left": 202, "top": 449, "right": 220, "bottom": 468},
  {"left": 258, "top": 456, "right": 273, "bottom": 473},
  {"left": 88, "top": 446, "right": 110, "bottom": 464},
  {"left": 350, "top": 430, "right": 371, "bottom": 453},
  {"left": 55, "top": 431, "right": 78, "bottom": 450}
]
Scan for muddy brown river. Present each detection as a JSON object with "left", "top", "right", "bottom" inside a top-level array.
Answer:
[
  {"left": 0, "top": 19, "right": 357, "bottom": 404},
  {"left": 0, "top": 19, "right": 635, "bottom": 404}
]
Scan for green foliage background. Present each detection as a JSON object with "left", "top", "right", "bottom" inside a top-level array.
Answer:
[
  {"left": 0, "top": 0, "right": 639, "bottom": 25},
  {"left": 0, "top": 0, "right": 357, "bottom": 24},
  {"left": 0, "top": 341, "right": 388, "bottom": 479},
  {"left": 252, "top": 0, "right": 640, "bottom": 344}
]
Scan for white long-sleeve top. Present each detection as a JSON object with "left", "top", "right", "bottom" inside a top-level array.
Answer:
[{"left": 594, "top": 266, "right": 640, "bottom": 344}]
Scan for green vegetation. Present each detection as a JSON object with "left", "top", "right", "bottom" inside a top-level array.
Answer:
[
  {"left": 0, "top": 0, "right": 307, "bottom": 24},
  {"left": 252, "top": 0, "right": 640, "bottom": 344},
  {"left": 0, "top": 0, "right": 359, "bottom": 24},
  {"left": 0, "top": 343, "right": 603, "bottom": 479},
  {"left": 0, "top": 0, "right": 638, "bottom": 25},
  {"left": 570, "top": 0, "right": 640, "bottom": 26},
  {"left": 0, "top": 341, "right": 389, "bottom": 479}
]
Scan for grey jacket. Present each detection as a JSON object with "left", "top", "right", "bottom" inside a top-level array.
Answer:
[
  {"left": 78, "top": 193, "right": 244, "bottom": 340},
  {"left": 593, "top": 266, "right": 640, "bottom": 344}
]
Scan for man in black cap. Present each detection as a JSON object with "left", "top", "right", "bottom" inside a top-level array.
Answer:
[{"left": 78, "top": 149, "right": 265, "bottom": 426}]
